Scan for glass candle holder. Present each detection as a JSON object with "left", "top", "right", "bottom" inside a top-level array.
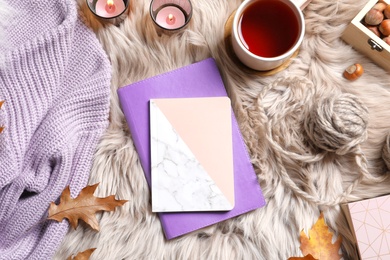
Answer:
[
  {"left": 150, "top": 0, "right": 192, "bottom": 33},
  {"left": 87, "top": 0, "right": 130, "bottom": 20}
]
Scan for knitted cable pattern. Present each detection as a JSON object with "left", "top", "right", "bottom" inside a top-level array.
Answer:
[
  {"left": 255, "top": 76, "right": 384, "bottom": 207},
  {"left": 0, "top": 0, "right": 111, "bottom": 259}
]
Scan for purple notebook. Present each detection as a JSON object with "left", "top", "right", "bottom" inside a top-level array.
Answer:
[{"left": 117, "top": 58, "right": 266, "bottom": 239}]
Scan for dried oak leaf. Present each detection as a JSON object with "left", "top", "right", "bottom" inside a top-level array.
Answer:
[
  {"left": 288, "top": 253, "right": 318, "bottom": 260},
  {"left": 300, "top": 213, "right": 342, "bottom": 260},
  {"left": 67, "top": 248, "right": 96, "bottom": 260},
  {"left": 48, "top": 183, "right": 127, "bottom": 231}
]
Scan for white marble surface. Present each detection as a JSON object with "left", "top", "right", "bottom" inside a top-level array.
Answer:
[{"left": 150, "top": 100, "right": 233, "bottom": 212}]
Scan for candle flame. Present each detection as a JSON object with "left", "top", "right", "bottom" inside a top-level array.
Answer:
[
  {"left": 107, "top": 0, "right": 114, "bottom": 7},
  {"left": 165, "top": 13, "right": 176, "bottom": 25}
]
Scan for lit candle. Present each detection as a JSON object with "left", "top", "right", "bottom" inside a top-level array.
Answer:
[
  {"left": 105, "top": 0, "right": 116, "bottom": 14},
  {"left": 155, "top": 6, "right": 186, "bottom": 30},
  {"left": 166, "top": 14, "right": 175, "bottom": 25},
  {"left": 94, "top": 0, "right": 126, "bottom": 18},
  {"left": 150, "top": 0, "right": 192, "bottom": 33}
]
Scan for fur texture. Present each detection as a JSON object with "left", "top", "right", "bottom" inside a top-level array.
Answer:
[
  {"left": 0, "top": 0, "right": 14, "bottom": 67},
  {"left": 55, "top": 0, "right": 390, "bottom": 259}
]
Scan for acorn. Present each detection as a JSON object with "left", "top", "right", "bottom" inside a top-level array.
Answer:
[
  {"left": 384, "top": 4, "right": 390, "bottom": 18},
  {"left": 366, "top": 24, "right": 382, "bottom": 37},
  {"left": 379, "top": 19, "right": 390, "bottom": 36},
  {"left": 343, "top": 64, "right": 364, "bottom": 81},
  {"left": 373, "top": 2, "right": 388, "bottom": 12},
  {"left": 383, "top": 36, "right": 390, "bottom": 45},
  {"left": 365, "top": 8, "right": 384, "bottom": 25}
]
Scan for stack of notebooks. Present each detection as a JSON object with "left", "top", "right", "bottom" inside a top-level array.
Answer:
[{"left": 118, "top": 58, "right": 266, "bottom": 239}]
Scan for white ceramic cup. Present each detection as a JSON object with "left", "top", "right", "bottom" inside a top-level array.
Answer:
[{"left": 231, "top": 0, "right": 305, "bottom": 71}]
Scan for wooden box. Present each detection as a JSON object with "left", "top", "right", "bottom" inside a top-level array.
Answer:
[{"left": 342, "top": 0, "right": 390, "bottom": 71}]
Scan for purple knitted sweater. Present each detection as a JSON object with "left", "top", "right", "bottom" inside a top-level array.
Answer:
[{"left": 0, "top": 0, "right": 111, "bottom": 259}]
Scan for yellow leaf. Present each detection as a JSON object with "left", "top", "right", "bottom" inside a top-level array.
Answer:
[
  {"left": 48, "top": 183, "right": 127, "bottom": 231},
  {"left": 300, "top": 213, "right": 342, "bottom": 260},
  {"left": 67, "top": 248, "right": 96, "bottom": 260},
  {"left": 288, "top": 253, "right": 318, "bottom": 260}
]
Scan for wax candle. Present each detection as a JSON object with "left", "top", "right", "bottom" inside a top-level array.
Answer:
[
  {"left": 155, "top": 6, "right": 186, "bottom": 30},
  {"left": 150, "top": 0, "right": 192, "bottom": 32},
  {"left": 94, "top": 0, "right": 126, "bottom": 18}
]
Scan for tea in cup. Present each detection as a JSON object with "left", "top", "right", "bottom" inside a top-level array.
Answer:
[{"left": 231, "top": 0, "right": 305, "bottom": 71}]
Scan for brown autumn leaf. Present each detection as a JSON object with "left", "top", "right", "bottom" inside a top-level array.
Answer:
[
  {"left": 288, "top": 253, "right": 318, "bottom": 260},
  {"left": 67, "top": 248, "right": 96, "bottom": 260},
  {"left": 300, "top": 212, "right": 342, "bottom": 260},
  {"left": 0, "top": 100, "right": 4, "bottom": 134},
  {"left": 48, "top": 183, "right": 127, "bottom": 231}
]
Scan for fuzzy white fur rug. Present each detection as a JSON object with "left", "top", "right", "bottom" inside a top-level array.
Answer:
[{"left": 54, "top": 0, "right": 390, "bottom": 259}]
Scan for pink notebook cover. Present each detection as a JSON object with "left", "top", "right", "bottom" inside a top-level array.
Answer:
[
  {"left": 150, "top": 97, "right": 235, "bottom": 212},
  {"left": 343, "top": 194, "right": 390, "bottom": 259},
  {"left": 117, "top": 58, "right": 266, "bottom": 239}
]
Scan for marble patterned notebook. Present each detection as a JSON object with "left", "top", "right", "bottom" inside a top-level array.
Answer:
[{"left": 150, "top": 97, "right": 235, "bottom": 212}]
